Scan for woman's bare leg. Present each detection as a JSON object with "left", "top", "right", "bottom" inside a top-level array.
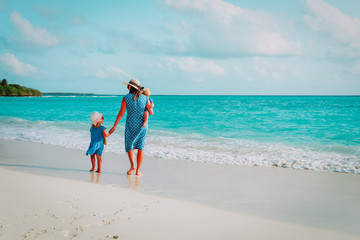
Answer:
[
  {"left": 136, "top": 149, "right": 144, "bottom": 176},
  {"left": 127, "top": 150, "right": 136, "bottom": 175}
]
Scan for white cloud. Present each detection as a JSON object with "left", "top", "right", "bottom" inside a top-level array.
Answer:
[
  {"left": 0, "top": 53, "right": 37, "bottom": 76},
  {"left": 333, "top": 73, "right": 345, "bottom": 84},
  {"left": 163, "top": 0, "right": 241, "bottom": 24},
  {"left": 251, "top": 57, "right": 285, "bottom": 81},
  {"left": 94, "top": 65, "right": 130, "bottom": 79},
  {"left": 11, "top": 11, "right": 59, "bottom": 47},
  {"left": 69, "top": 15, "right": 84, "bottom": 26},
  {"left": 167, "top": 57, "right": 225, "bottom": 75},
  {"left": 31, "top": 4, "right": 61, "bottom": 20},
  {"left": 160, "top": 0, "right": 301, "bottom": 57},
  {"left": 251, "top": 32, "right": 301, "bottom": 55},
  {"left": 0, "top": 0, "right": 5, "bottom": 9},
  {"left": 304, "top": 0, "right": 360, "bottom": 48},
  {"left": 346, "top": 60, "right": 360, "bottom": 74}
]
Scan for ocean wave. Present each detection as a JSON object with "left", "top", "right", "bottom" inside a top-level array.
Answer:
[
  {"left": 144, "top": 131, "right": 360, "bottom": 173},
  {"left": 0, "top": 117, "right": 359, "bottom": 174}
]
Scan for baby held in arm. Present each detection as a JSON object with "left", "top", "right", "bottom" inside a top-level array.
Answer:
[{"left": 142, "top": 88, "right": 154, "bottom": 127}]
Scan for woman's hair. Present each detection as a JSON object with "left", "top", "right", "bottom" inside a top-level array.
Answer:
[
  {"left": 128, "top": 85, "right": 137, "bottom": 94},
  {"left": 128, "top": 85, "right": 144, "bottom": 101}
]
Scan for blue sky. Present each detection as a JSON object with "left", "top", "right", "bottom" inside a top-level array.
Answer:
[{"left": 0, "top": 0, "right": 359, "bottom": 95}]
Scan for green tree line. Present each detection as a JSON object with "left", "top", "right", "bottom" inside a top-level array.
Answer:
[{"left": 0, "top": 79, "right": 42, "bottom": 96}]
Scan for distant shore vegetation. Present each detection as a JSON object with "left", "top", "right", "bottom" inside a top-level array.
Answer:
[{"left": 0, "top": 79, "right": 42, "bottom": 96}]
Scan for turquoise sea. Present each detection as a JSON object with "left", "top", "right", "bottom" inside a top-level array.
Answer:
[{"left": 0, "top": 95, "right": 359, "bottom": 173}]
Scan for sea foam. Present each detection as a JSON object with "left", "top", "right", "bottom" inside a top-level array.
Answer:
[{"left": 1, "top": 117, "right": 359, "bottom": 174}]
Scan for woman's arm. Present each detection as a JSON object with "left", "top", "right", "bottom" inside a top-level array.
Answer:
[
  {"left": 109, "top": 98, "right": 126, "bottom": 134},
  {"left": 146, "top": 100, "right": 154, "bottom": 115}
]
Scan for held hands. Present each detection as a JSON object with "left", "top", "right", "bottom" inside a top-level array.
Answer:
[{"left": 109, "top": 127, "right": 116, "bottom": 135}]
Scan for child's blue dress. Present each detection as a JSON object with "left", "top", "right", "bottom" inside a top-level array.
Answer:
[{"left": 86, "top": 125, "right": 106, "bottom": 156}]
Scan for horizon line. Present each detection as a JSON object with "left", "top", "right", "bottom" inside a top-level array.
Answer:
[{"left": 42, "top": 92, "right": 360, "bottom": 97}]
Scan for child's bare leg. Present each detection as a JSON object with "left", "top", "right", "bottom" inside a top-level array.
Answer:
[
  {"left": 136, "top": 149, "right": 144, "bottom": 176},
  {"left": 142, "top": 111, "right": 149, "bottom": 127},
  {"left": 90, "top": 154, "right": 96, "bottom": 171},
  {"left": 127, "top": 150, "right": 136, "bottom": 175},
  {"left": 95, "top": 155, "right": 102, "bottom": 173}
]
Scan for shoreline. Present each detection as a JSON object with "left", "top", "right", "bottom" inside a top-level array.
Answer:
[{"left": 1, "top": 139, "right": 360, "bottom": 238}]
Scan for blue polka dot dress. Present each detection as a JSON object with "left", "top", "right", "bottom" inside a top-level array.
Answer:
[
  {"left": 86, "top": 125, "right": 106, "bottom": 156},
  {"left": 124, "top": 93, "right": 149, "bottom": 152}
]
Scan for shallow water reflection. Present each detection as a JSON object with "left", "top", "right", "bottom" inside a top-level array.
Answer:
[
  {"left": 90, "top": 171, "right": 101, "bottom": 183},
  {"left": 126, "top": 175, "right": 141, "bottom": 188}
]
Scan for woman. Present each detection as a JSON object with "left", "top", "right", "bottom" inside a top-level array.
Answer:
[{"left": 109, "top": 79, "right": 153, "bottom": 176}]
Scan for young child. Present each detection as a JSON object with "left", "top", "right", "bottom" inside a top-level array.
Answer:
[
  {"left": 86, "top": 111, "right": 111, "bottom": 173},
  {"left": 142, "top": 88, "right": 154, "bottom": 127}
]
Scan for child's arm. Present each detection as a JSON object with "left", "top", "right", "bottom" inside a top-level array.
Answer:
[{"left": 103, "top": 129, "right": 111, "bottom": 137}]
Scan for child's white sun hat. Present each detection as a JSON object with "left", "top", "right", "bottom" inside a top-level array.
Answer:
[{"left": 90, "top": 111, "right": 103, "bottom": 124}]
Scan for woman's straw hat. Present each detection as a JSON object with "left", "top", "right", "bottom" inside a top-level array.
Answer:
[
  {"left": 123, "top": 78, "right": 141, "bottom": 90},
  {"left": 90, "top": 111, "right": 103, "bottom": 124}
]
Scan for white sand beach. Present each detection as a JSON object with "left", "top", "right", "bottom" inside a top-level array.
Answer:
[{"left": 1, "top": 139, "right": 360, "bottom": 239}]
